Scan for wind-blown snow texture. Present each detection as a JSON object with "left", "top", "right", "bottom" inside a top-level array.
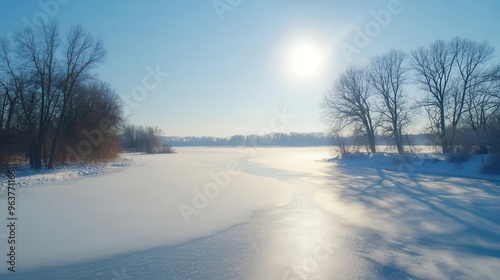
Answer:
[{"left": 0, "top": 147, "right": 499, "bottom": 279}]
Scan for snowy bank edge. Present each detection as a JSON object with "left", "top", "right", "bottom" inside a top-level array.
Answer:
[
  {"left": 0, "top": 156, "right": 136, "bottom": 189},
  {"left": 322, "top": 153, "right": 500, "bottom": 181}
]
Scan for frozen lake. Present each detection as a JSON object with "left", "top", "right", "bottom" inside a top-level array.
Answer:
[{"left": 1, "top": 147, "right": 499, "bottom": 279}]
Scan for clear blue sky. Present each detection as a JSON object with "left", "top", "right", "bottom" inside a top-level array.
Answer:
[{"left": 1, "top": 0, "right": 499, "bottom": 137}]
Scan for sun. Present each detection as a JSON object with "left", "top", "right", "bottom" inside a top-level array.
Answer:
[{"left": 285, "top": 40, "right": 326, "bottom": 81}]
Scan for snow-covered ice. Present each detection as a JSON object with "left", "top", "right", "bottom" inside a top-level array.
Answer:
[{"left": 0, "top": 147, "right": 499, "bottom": 279}]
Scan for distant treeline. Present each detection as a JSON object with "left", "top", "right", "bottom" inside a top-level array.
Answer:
[
  {"left": 122, "top": 125, "right": 174, "bottom": 154},
  {"left": 163, "top": 133, "right": 434, "bottom": 147}
]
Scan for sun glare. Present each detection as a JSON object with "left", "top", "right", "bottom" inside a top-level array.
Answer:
[{"left": 285, "top": 40, "right": 327, "bottom": 81}]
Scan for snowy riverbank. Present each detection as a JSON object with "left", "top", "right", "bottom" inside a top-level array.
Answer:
[
  {"left": 0, "top": 156, "right": 136, "bottom": 189},
  {"left": 326, "top": 153, "right": 500, "bottom": 180}
]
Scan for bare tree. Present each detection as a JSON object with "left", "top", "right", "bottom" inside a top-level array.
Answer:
[
  {"left": 122, "top": 124, "right": 138, "bottom": 151},
  {"left": 322, "top": 65, "right": 378, "bottom": 153},
  {"left": 412, "top": 37, "right": 495, "bottom": 153},
  {"left": 411, "top": 39, "right": 456, "bottom": 153},
  {"left": 13, "top": 22, "right": 60, "bottom": 170},
  {"left": 62, "top": 80, "right": 123, "bottom": 163},
  {"left": 0, "top": 64, "right": 16, "bottom": 135},
  {"left": 47, "top": 25, "right": 106, "bottom": 169},
  {"left": 450, "top": 38, "right": 494, "bottom": 150},
  {"left": 369, "top": 49, "right": 410, "bottom": 154},
  {"left": 1, "top": 22, "right": 122, "bottom": 168},
  {"left": 326, "top": 119, "right": 349, "bottom": 156},
  {"left": 121, "top": 124, "right": 165, "bottom": 154},
  {"left": 0, "top": 37, "right": 33, "bottom": 136},
  {"left": 462, "top": 65, "right": 500, "bottom": 153}
]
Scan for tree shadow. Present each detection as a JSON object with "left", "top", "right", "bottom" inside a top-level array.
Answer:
[{"left": 321, "top": 164, "right": 500, "bottom": 278}]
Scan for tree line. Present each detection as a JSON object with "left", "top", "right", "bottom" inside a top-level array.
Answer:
[
  {"left": 122, "top": 124, "right": 174, "bottom": 154},
  {"left": 322, "top": 37, "right": 500, "bottom": 155},
  {"left": 164, "top": 133, "right": 434, "bottom": 147},
  {"left": 165, "top": 133, "right": 334, "bottom": 147},
  {"left": 0, "top": 22, "right": 125, "bottom": 169},
  {"left": 0, "top": 22, "right": 173, "bottom": 170}
]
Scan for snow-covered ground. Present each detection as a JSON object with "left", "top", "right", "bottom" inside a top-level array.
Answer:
[
  {"left": 316, "top": 155, "right": 500, "bottom": 279},
  {"left": 0, "top": 156, "right": 135, "bottom": 189},
  {"left": 327, "top": 152, "right": 500, "bottom": 180},
  {"left": 0, "top": 147, "right": 499, "bottom": 279}
]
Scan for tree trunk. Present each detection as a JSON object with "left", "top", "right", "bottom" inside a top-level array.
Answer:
[
  {"left": 368, "top": 132, "right": 377, "bottom": 153},
  {"left": 34, "top": 141, "right": 42, "bottom": 171},
  {"left": 395, "top": 133, "right": 404, "bottom": 154},
  {"left": 439, "top": 105, "right": 450, "bottom": 154},
  {"left": 48, "top": 137, "right": 59, "bottom": 169}
]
